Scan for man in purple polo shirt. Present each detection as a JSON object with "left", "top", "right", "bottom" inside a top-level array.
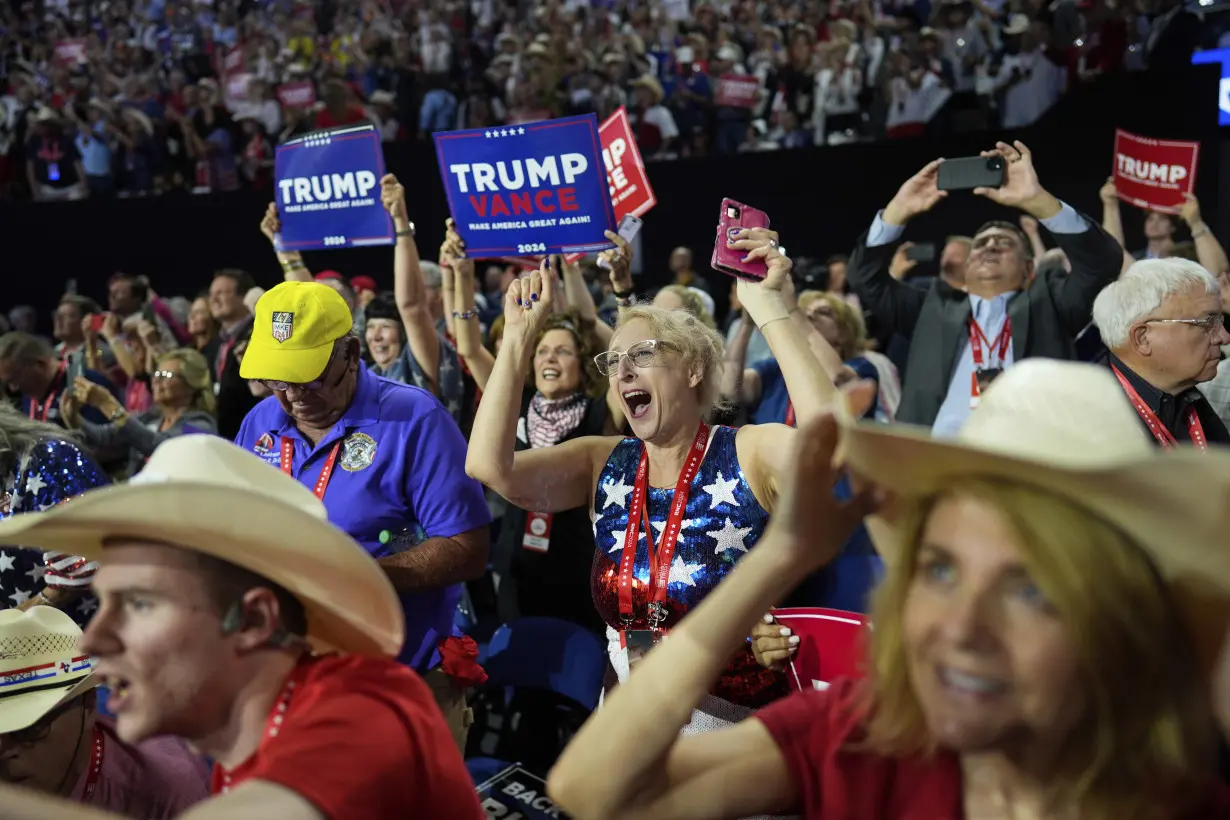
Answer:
[{"left": 233, "top": 281, "right": 490, "bottom": 746}]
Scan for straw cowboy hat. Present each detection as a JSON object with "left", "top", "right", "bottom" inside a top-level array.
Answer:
[
  {"left": 0, "top": 436, "right": 403, "bottom": 659},
  {"left": 0, "top": 607, "right": 98, "bottom": 735},
  {"left": 839, "top": 358, "right": 1230, "bottom": 671},
  {"left": 1002, "top": 13, "right": 1032, "bottom": 35},
  {"left": 630, "top": 75, "right": 665, "bottom": 104}
]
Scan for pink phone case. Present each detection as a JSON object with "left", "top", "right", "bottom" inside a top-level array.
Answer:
[{"left": 711, "top": 198, "right": 771, "bottom": 280}]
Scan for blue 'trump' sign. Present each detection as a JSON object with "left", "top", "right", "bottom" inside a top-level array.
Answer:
[
  {"left": 274, "top": 124, "right": 393, "bottom": 251},
  {"left": 434, "top": 114, "right": 616, "bottom": 258}
]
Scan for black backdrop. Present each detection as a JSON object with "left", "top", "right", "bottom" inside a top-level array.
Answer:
[{"left": 3, "top": 66, "right": 1223, "bottom": 321}]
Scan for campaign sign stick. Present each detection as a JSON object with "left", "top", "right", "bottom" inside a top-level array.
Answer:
[
  {"left": 1111, "top": 129, "right": 1199, "bottom": 214},
  {"left": 274, "top": 124, "right": 393, "bottom": 251},
  {"left": 770, "top": 607, "right": 870, "bottom": 693},
  {"left": 435, "top": 114, "right": 616, "bottom": 259},
  {"left": 475, "top": 764, "right": 573, "bottom": 820}
]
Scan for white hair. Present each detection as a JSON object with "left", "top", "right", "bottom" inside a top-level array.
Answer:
[
  {"left": 420, "top": 261, "right": 443, "bottom": 289},
  {"left": 1092, "top": 258, "right": 1219, "bottom": 348}
]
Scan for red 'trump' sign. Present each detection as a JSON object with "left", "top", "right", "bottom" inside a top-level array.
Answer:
[
  {"left": 1112, "top": 128, "right": 1199, "bottom": 213},
  {"left": 715, "top": 74, "right": 761, "bottom": 109},
  {"left": 770, "top": 607, "right": 870, "bottom": 693}
]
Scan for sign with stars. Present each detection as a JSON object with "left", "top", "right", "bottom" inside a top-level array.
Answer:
[
  {"left": 274, "top": 123, "right": 394, "bottom": 252},
  {"left": 434, "top": 114, "right": 616, "bottom": 258}
]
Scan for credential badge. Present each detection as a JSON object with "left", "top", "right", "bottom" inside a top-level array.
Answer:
[
  {"left": 340, "top": 432, "right": 377, "bottom": 472},
  {"left": 272, "top": 311, "right": 295, "bottom": 343}
]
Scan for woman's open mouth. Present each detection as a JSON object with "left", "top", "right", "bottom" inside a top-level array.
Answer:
[
  {"left": 541, "top": 367, "right": 560, "bottom": 381},
  {"left": 623, "top": 389, "right": 652, "bottom": 419}
]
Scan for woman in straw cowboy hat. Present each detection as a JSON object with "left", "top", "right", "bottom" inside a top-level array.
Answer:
[
  {"left": 548, "top": 360, "right": 1230, "bottom": 820},
  {"left": 0, "top": 607, "right": 209, "bottom": 815},
  {"left": 0, "top": 435, "right": 484, "bottom": 820}
]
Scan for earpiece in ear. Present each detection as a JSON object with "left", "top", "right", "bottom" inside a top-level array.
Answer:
[{"left": 220, "top": 602, "right": 244, "bottom": 636}]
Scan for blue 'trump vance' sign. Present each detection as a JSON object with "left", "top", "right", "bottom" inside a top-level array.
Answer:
[
  {"left": 274, "top": 124, "right": 394, "bottom": 251},
  {"left": 434, "top": 114, "right": 616, "bottom": 258}
]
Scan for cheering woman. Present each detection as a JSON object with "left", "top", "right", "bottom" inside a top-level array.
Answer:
[
  {"left": 549, "top": 360, "right": 1230, "bottom": 820},
  {"left": 467, "top": 227, "right": 844, "bottom": 737}
]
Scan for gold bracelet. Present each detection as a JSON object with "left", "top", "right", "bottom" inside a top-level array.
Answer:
[{"left": 759, "top": 314, "right": 791, "bottom": 331}]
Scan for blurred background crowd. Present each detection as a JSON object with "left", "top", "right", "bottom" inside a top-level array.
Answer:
[{"left": 0, "top": 0, "right": 1224, "bottom": 201}]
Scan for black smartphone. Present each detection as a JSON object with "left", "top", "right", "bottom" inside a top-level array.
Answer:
[
  {"left": 937, "top": 156, "right": 1007, "bottom": 192},
  {"left": 905, "top": 243, "right": 936, "bottom": 263},
  {"left": 65, "top": 351, "right": 84, "bottom": 386}
]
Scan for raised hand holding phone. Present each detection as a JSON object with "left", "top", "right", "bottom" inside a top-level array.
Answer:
[
  {"left": 712, "top": 198, "right": 772, "bottom": 280},
  {"left": 727, "top": 228, "right": 793, "bottom": 329}
]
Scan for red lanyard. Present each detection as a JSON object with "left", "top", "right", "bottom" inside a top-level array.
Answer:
[
  {"left": 1111, "top": 366, "right": 1207, "bottom": 451},
  {"left": 617, "top": 424, "right": 710, "bottom": 630},
  {"left": 79, "top": 726, "right": 105, "bottom": 804},
  {"left": 970, "top": 315, "right": 1012, "bottom": 370},
  {"left": 280, "top": 437, "right": 342, "bottom": 500},
  {"left": 29, "top": 362, "right": 66, "bottom": 422},
  {"left": 218, "top": 658, "right": 306, "bottom": 794},
  {"left": 784, "top": 401, "right": 796, "bottom": 428}
]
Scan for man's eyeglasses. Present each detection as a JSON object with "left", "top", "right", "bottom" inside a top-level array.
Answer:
[
  {"left": 0, "top": 696, "right": 82, "bottom": 748},
  {"left": 593, "top": 340, "right": 676, "bottom": 377},
  {"left": 258, "top": 346, "right": 344, "bottom": 393},
  {"left": 1145, "top": 313, "right": 1226, "bottom": 335}
]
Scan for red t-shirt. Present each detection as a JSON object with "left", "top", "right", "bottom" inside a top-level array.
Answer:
[
  {"left": 756, "top": 678, "right": 1230, "bottom": 820},
  {"left": 211, "top": 654, "right": 483, "bottom": 820}
]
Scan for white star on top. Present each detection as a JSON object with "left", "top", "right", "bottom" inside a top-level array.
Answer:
[
  {"left": 24, "top": 473, "right": 46, "bottom": 495},
  {"left": 440, "top": 356, "right": 455, "bottom": 379},
  {"left": 446, "top": 399, "right": 462, "bottom": 418},
  {"left": 518, "top": 126, "right": 526, "bottom": 135},
  {"left": 77, "top": 597, "right": 98, "bottom": 617},
  {"left": 668, "top": 556, "right": 704, "bottom": 587},
  {"left": 501, "top": 128, "right": 510, "bottom": 137},
  {"left": 708, "top": 518, "right": 753, "bottom": 555},
  {"left": 602, "top": 477, "right": 633, "bottom": 510},
  {"left": 0, "top": 552, "right": 14, "bottom": 573},
  {"left": 8, "top": 588, "right": 30, "bottom": 606},
  {"left": 485, "top": 130, "right": 493, "bottom": 138},
  {"left": 701, "top": 472, "right": 740, "bottom": 510},
  {"left": 650, "top": 518, "right": 697, "bottom": 539},
  {"left": 25, "top": 563, "right": 44, "bottom": 583},
  {"left": 606, "top": 527, "right": 645, "bottom": 554}
]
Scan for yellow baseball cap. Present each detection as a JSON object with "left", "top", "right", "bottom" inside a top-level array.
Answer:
[{"left": 240, "top": 282, "right": 353, "bottom": 383}]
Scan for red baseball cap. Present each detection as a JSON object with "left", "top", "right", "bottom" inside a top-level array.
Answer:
[
  {"left": 350, "top": 275, "right": 377, "bottom": 293},
  {"left": 314, "top": 270, "right": 346, "bottom": 283}
]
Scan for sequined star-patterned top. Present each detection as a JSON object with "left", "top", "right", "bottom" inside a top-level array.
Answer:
[
  {"left": 0, "top": 438, "right": 110, "bottom": 623},
  {"left": 590, "top": 425, "right": 788, "bottom": 709}
]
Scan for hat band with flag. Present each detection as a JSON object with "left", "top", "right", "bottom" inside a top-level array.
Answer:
[{"left": 0, "top": 654, "right": 93, "bottom": 700}]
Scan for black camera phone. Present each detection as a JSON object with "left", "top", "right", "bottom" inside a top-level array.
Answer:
[{"left": 937, "top": 156, "right": 1007, "bottom": 192}]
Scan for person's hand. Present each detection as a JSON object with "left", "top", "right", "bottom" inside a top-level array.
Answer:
[
  {"left": 72, "top": 376, "right": 113, "bottom": 411},
  {"left": 750, "top": 613, "right": 797, "bottom": 671},
  {"left": 599, "top": 229, "right": 633, "bottom": 293},
  {"left": 779, "top": 269, "right": 798, "bottom": 312},
  {"left": 80, "top": 314, "right": 97, "bottom": 340},
  {"left": 440, "top": 219, "right": 474, "bottom": 283},
  {"left": 765, "top": 409, "right": 884, "bottom": 570},
  {"left": 136, "top": 319, "right": 159, "bottom": 345},
  {"left": 502, "top": 258, "right": 557, "bottom": 350},
  {"left": 1099, "top": 176, "right": 1118, "bottom": 205},
  {"left": 259, "top": 202, "right": 281, "bottom": 244},
  {"left": 882, "top": 159, "right": 947, "bottom": 226},
  {"left": 1181, "top": 193, "right": 1203, "bottom": 228},
  {"left": 380, "top": 173, "right": 409, "bottom": 226},
  {"left": 58, "top": 390, "right": 83, "bottom": 430},
  {"left": 100, "top": 312, "right": 121, "bottom": 340},
  {"left": 889, "top": 242, "right": 918, "bottom": 280},
  {"left": 727, "top": 228, "right": 793, "bottom": 328},
  {"left": 1019, "top": 214, "right": 1040, "bottom": 237},
  {"left": 973, "top": 141, "right": 1050, "bottom": 214}
]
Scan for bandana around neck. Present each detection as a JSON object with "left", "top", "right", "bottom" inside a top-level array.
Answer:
[{"left": 527, "top": 392, "right": 587, "bottom": 449}]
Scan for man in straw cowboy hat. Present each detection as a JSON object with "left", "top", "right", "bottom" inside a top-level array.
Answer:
[
  {"left": 0, "top": 607, "right": 209, "bottom": 815},
  {"left": 0, "top": 435, "right": 484, "bottom": 819},
  {"left": 549, "top": 361, "right": 1230, "bottom": 819}
]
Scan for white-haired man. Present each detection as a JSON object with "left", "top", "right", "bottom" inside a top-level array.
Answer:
[
  {"left": 0, "top": 435, "right": 483, "bottom": 819},
  {"left": 1092, "top": 257, "right": 1230, "bottom": 448}
]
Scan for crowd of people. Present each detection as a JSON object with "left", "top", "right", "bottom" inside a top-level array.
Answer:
[
  {"left": 0, "top": 0, "right": 1224, "bottom": 201},
  {"left": 2, "top": 115, "right": 1230, "bottom": 818}
]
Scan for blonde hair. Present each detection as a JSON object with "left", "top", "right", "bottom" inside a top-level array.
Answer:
[
  {"left": 654, "top": 285, "right": 717, "bottom": 330},
  {"left": 614, "top": 305, "right": 728, "bottom": 420},
  {"left": 864, "top": 479, "right": 1216, "bottom": 820},
  {"left": 797, "top": 290, "right": 868, "bottom": 358},
  {"left": 157, "top": 348, "right": 217, "bottom": 416}
]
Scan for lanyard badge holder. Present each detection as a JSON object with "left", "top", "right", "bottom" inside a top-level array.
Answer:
[{"left": 969, "top": 317, "right": 1011, "bottom": 409}]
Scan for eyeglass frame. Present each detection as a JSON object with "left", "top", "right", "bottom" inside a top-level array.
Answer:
[
  {"left": 150, "top": 369, "right": 182, "bottom": 381},
  {"left": 257, "top": 343, "right": 347, "bottom": 393},
  {"left": 1143, "top": 313, "right": 1226, "bottom": 335},
  {"left": 593, "top": 339, "right": 678, "bottom": 377}
]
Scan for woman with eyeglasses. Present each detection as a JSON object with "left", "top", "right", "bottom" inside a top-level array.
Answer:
[
  {"left": 59, "top": 348, "right": 218, "bottom": 477},
  {"left": 467, "top": 227, "right": 846, "bottom": 754}
]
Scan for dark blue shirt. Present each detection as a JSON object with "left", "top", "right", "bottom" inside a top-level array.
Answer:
[{"left": 18, "top": 368, "right": 122, "bottom": 429}]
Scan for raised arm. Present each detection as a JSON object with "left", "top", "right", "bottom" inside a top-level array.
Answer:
[
  {"left": 381, "top": 174, "right": 442, "bottom": 389},
  {"left": 846, "top": 160, "right": 942, "bottom": 340},
  {"left": 598, "top": 230, "right": 637, "bottom": 325},
  {"left": 465, "top": 261, "right": 613, "bottom": 513},
  {"left": 260, "top": 203, "right": 312, "bottom": 282},
  {"left": 1181, "top": 194, "right": 1229, "bottom": 277},
  {"left": 561, "top": 255, "right": 613, "bottom": 346},
  {"left": 548, "top": 414, "right": 877, "bottom": 820},
  {"left": 1099, "top": 176, "right": 1126, "bottom": 247},
  {"left": 719, "top": 316, "right": 760, "bottom": 418},
  {"left": 443, "top": 222, "right": 495, "bottom": 391}
]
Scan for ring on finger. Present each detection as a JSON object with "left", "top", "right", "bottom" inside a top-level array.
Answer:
[{"left": 768, "top": 239, "right": 779, "bottom": 249}]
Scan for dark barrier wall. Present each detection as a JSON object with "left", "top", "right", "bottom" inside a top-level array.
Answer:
[{"left": 2, "top": 66, "right": 1222, "bottom": 317}]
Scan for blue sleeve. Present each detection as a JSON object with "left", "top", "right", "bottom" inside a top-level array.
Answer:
[
  {"left": 751, "top": 357, "right": 783, "bottom": 407},
  {"left": 849, "top": 358, "right": 880, "bottom": 420},
  {"left": 866, "top": 211, "right": 906, "bottom": 248},
  {"left": 1038, "top": 201, "right": 1088, "bottom": 235},
  {"left": 404, "top": 406, "right": 491, "bottom": 538}
]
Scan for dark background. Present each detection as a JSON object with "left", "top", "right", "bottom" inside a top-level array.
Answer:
[{"left": 3, "top": 66, "right": 1223, "bottom": 319}]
